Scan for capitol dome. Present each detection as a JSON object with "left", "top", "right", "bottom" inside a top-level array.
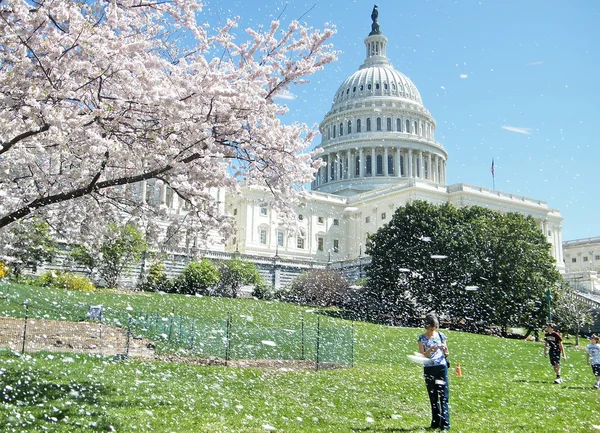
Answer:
[{"left": 312, "top": 6, "right": 448, "bottom": 196}]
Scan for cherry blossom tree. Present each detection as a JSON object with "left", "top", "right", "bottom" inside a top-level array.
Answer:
[{"left": 0, "top": 1, "right": 336, "bottom": 245}]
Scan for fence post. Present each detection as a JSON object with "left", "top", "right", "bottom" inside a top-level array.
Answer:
[
  {"left": 351, "top": 322, "right": 355, "bottom": 368},
  {"left": 301, "top": 314, "right": 305, "bottom": 361},
  {"left": 125, "top": 317, "right": 132, "bottom": 358},
  {"left": 21, "top": 304, "right": 29, "bottom": 354},
  {"left": 189, "top": 320, "right": 195, "bottom": 350},
  {"left": 315, "top": 315, "right": 320, "bottom": 371},
  {"left": 179, "top": 316, "right": 183, "bottom": 341},
  {"left": 225, "top": 311, "right": 232, "bottom": 366}
]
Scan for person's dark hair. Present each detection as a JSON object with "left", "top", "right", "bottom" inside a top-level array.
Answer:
[
  {"left": 425, "top": 313, "right": 439, "bottom": 329},
  {"left": 547, "top": 323, "right": 556, "bottom": 330}
]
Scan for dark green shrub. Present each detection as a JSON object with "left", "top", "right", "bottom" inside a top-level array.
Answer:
[
  {"left": 138, "top": 263, "right": 172, "bottom": 292},
  {"left": 174, "top": 259, "right": 219, "bottom": 295}
]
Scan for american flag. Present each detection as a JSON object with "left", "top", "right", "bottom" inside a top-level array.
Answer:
[{"left": 490, "top": 159, "right": 495, "bottom": 177}]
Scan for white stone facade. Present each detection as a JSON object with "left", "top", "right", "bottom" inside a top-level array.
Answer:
[
  {"left": 221, "top": 15, "right": 565, "bottom": 275},
  {"left": 563, "top": 237, "right": 600, "bottom": 293}
]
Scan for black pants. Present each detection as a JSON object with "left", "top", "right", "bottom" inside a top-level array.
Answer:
[{"left": 424, "top": 365, "right": 450, "bottom": 430}]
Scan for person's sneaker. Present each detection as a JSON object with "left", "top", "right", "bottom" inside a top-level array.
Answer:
[
  {"left": 554, "top": 377, "right": 563, "bottom": 384},
  {"left": 594, "top": 383, "right": 600, "bottom": 389}
]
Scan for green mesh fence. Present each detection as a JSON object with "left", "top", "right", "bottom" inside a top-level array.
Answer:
[{"left": 123, "top": 311, "right": 354, "bottom": 367}]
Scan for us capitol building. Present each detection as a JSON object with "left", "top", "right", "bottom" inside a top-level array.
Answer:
[{"left": 127, "top": 7, "right": 566, "bottom": 289}]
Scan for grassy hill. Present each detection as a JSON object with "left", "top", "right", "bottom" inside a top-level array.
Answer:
[{"left": 0, "top": 282, "right": 598, "bottom": 432}]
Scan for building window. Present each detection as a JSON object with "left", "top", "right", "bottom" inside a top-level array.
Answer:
[
  {"left": 332, "top": 124, "right": 336, "bottom": 138},
  {"left": 353, "top": 86, "right": 356, "bottom": 93},
  {"left": 376, "top": 155, "right": 383, "bottom": 175},
  {"left": 357, "top": 119, "right": 362, "bottom": 132},
  {"left": 233, "top": 208, "right": 238, "bottom": 216},
  {"left": 259, "top": 228, "right": 267, "bottom": 244},
  {"left": 381, "top": 212, "right": 387, "bottom": 220},
  {"left": 572, "top": 258, "right": 577, "bottom": 263},
  {"left": 297, "top": 237, "right": 305, "bottom": 249},
  {"left": 406, "top": 119, "right": 410, "bottom": 132},
  {"left": 414, "top": 121, "right": 418, "bottom": 134},
  {"left": 317, "top": 216, "right": 324, "bottom": 224},
  {"left": 317, "top": 237, "right": 324, "bottom": 252},
  {"left": 339, "top": 122, "right": 343, "bottom": 136},
  {"left": 333, "top": 219, "right": 339, "bottom": 226},
  {"left": 387, "top": 118, "right": 392, "bottom": 131},
  {"left": 366, "top": 155, "right": 372, "bottom": 175},
  {"left": 596, "top": 255, "right": 600, "bottom": 261},
  {"left": 548, "top": 230, "right": 551, "bottom": 236},
  {"left": 376, "top": 117, "right": 382, "bottom": 131},
  {"left": 366, "top": 118, "right": 371, "bottom": 132},
  {"left": 360, "top": 84, "right": 364, "bottom": 91},
  {"left": 277, "top": 231, "right": 284, "bottom": 247},
  {"left": 384, "top": 83, "right": 388, "bottom": 90},
  {"left": 365, "top": 216, "right": 371, "bottom": 223},
  {"left": 348, "top": 120, "right": 352, "bottom": 134},
  {"left": 396, "top": 118, "right": 402, "bottom": 132},
  {"left": 260, "top": 206, "right": 267, "bottom": 216},
  {"left": 298, "top": 214, "right": 304, "bottom": 221},
  {"left": 368, "top": 83, "right": 372, "bottom": 90},
  {"left": 375, "top": 82, "right": 380, "bottom": 90},
  {"left": 164, "top": 186, "right": 173, "bottom": 208},
  {"left": 355, "top": 156, "right": 360, "bottom": 176},
  {"left": 584, "top": 256, "right": 589, "bottom": 262},
  {"left": 333, "top": 239, "right": 339, "bottom": 253},
  {"left": 388, "top": 155, "right": 394, "bottom": 175}
]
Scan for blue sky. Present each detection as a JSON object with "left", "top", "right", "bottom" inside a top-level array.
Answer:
[{"left": 203, "top": 0, "right": 599, "bottom": 242}]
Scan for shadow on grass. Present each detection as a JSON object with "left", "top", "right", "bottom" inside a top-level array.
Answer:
[
  {"left": 512, "top": 379, "right": 552, "bottom": 384},
  {"left": 0, "top": 354, "right": 124, "bottom": 432},
  {"left": 352, "top": 427, "right": 428, "bottom": 432}
]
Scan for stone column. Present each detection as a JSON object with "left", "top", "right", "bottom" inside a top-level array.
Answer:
[
  {"left": 428, "top": 153, "right": 432, "bottom": 180},
  {"left": 395, "top": 147, "right": 401, "bottom": 177},
  {"left": 383, "top": 147, "right": 389, "bottom": 176},
  {"left": 408, "top": 148, "right": 413, "bottom": 178},
  {"left": 359, "top": 148, "right": 365, "bottom": 177},
  {"left": 371, "top": 147, "right": 376, "bottom": 176}
]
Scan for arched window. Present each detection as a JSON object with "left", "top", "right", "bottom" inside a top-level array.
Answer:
[
  {"left": 339, "top": 122, "right": 343, "bottom": 136},
  {"left": 388, "top": 155, "right": 394, "bottom": 175},
  {"left": 360, "top": 84, "right": 364, "bottom": 91},
  {"left": 332, "top": 124, "right": 336, "bottom": 138},
  {"left": 353, "top": 86, "right": 356, "bottom": 93},
  {"left": 355, "top": 156, "right": 360, "bottom": 176},
  {"left": 376, "top": 117, "right": 382, "bottom": 131},
  {"left": 376, "top": 154, "right": 383, "bottom": 175},
  {"left": 327, "top": 126, "right": 331, "bottom": 139},
  {"left": 368, "top": 83, "right": 372, "bottom": 90},
  {"left": 366, "top": 155, "right": 372, "bottom": 175},
  {"left": 396, "top": 118, "right": 402, "bottom": 132},
  {"left": 406, "top": 119, "right": 410, "bottom": 133},
  {"left": 348, "top": 120, "right": 352, "bottom": 134},
  {"left": 346, "top": 88, "right": 350, "bottom": 95},
  {"left": 384, "top": 83, "right": 388, "bottom": 90},
  {"left": 400, "top": 155, "right": 405, "bottom": 176},
  {"left": 375, "top": 83, "right": 380, "bottom": 90},
  {"left": 330, "top": 161, "right": 335, "bottom": 180},
  {"left": 386, "top": 118, "right": 392, "bottom": 131},
  {"left": 366, "top": 118, "right": 371, "bottom": 132},
  {"left": 414, "top": 121, "right": 418, "bottom": 135},
  {"left": 357, "top": 119, "right": 362, "bottom": 132}
]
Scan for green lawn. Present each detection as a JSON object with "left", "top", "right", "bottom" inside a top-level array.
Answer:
[{"left": 1, "top": 283, "right": 599, "bottom": 432}]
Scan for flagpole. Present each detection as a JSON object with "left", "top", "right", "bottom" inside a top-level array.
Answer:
[{"left": 491, "top": 159, "right": 495, "bottom": 190}]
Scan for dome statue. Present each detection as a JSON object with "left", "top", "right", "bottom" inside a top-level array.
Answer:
[{"left": 369, "top": 5, "right": 381, "bottom": 35}]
